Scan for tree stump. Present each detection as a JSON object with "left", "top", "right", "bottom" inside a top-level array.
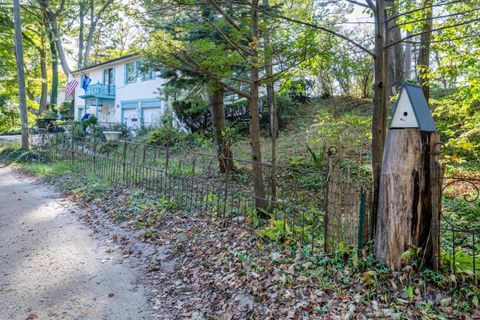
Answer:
[{"left": 375, "top": 129, "right": 441, "bottom": 270}]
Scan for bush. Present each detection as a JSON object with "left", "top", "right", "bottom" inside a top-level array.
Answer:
[
  {"left": 275, "top": 94, "right": 301, "bottom": 130},
  {"left": 288, "top": 78, "right": 314, "bottom": 102},
  {"left": 0, "top": 147, "right": 49, "bottom": 163},
  {"left": 82, "top": 115, "right": 98, "bottom": 129},
  {"left": 146, "top": 117, "right": 186, "bottom": 147},
  {"left": 59, "top": 101, "right": 74, "bottom": 120},
  {"left": 432, "top": 97, "right": 480, "bottom": 160}
]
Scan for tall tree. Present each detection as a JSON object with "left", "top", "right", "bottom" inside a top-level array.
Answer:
[
  {"left": 38, "top": 0, "right": 72, "bottom": 75},
  {"left": 209, "top": 81, "right": 234, "bottom": 172},
  {"left": 417, "top": 0, "right": 432, "bottom": 100},
  {"left": 13, "top": 0, "right": 29, "bottom": 149},
  {"left": 262, "top": 0, "right": 278, "bottom": 203},
  {"left": 80, "top": 0, "right": 115, "bottom": 68},
  {"left": 386, "top": 0, "right": 404, "bottom": 95},
  {"left": 47, "top": 27, "right": 58, "bottom": 111}
]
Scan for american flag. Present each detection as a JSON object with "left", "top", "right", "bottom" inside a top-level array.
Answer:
[{"left": 65, "top": 75, "right": 78, "bottom": 98}]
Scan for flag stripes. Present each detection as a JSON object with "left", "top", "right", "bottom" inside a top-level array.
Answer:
[{"left": 65, "top": 77, "right": 78, "bottom": 98}]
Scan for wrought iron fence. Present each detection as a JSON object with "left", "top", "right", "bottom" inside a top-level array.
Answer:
[
  {"left": 440, "top": 175, "right": 480, "bottom": 280},
  {"left": 31, "top": 130, "right": 372, "bottom": 253}
]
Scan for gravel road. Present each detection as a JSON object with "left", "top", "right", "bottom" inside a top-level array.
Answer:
[{"left": 0, "top": 164, "right": 153, "bottom": 320}]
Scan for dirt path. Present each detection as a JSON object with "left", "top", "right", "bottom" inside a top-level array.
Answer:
[{"left": 0, "top": 165, "right": 154, "bottom": 320}]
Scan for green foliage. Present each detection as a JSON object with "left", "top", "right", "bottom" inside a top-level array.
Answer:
[
  {"left": 442, "top": 250, "right": 480, "bottom": 276},
  {"left": 146, "top": 123, "right": 186, "bottom": 147},
  {"left": 258, "top": 219, "right": 290, "bottom": 242},
  {"left": 39, "top": 110, "right": 58, "bottom": 119},
  {"left": 275, "top": 93, "right": 302, "bottom": 130},
  {"left": 0, "top": 145, "right": 49, "bottom": 164},
  {"left": 0, "top": 95, "right": 19, "bottom": 131},
  {"left": 59, "top": 101, "right": 74, "bottom": 119},
  {"left": 432, "top": 97, "right": 480, "bottom": 160},
  {"left": 307, "top": 109, "right": 371, "bottom": 153},
  {"left": 172, "top": 100, "right": 210, "bottom": 133},
  {"left": 82, "top": 115, "right": 98, "bottom": 129}
]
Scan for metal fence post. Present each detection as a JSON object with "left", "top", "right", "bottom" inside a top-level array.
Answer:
[
  {"left": 323, "top": 146, "right": 337, "bottom": 253},
  {"left": 222, "top": 157, "right": 230, "bottom": 225},
  {"left": 122, "top": 138, "right": 127, "bottom": 182},
  {"left": 357, "top": 188, "right": 366, "bottom": 250},
  {"left": 93, "top": 135, "right": 97, "bottom": 174},
  {"left": 71, "top": 136, "right": 75, "bottom": 166}
]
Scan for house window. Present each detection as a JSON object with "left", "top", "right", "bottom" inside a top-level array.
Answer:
[
  {"left": 125, "top": 62, "right": 137, "bottom": 84},
  {"left": 139, "top": 63, "right": 156, "bottom": 81},
  {"left": 103, "top": 68, "right": 114, "bottom": 86}
]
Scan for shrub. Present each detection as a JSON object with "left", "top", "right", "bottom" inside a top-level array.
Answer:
[
  {"left": 275, "top": 93, "right": 301, "bottom": 130},
  {"left": 146, "top": 117, "right": 186, "bottom": 147},
  {"left": 0, "top": 147, "right": 49, "bottom": 163},
  {"left": 82, "top": 114, "right": 98, "bottom": 129},
  {"left": 59, "top": 101, "right": 74, "bottom": 120}
]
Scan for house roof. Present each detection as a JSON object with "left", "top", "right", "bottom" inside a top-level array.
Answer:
[
  {"left": 72, "top": 53, "right": 141, "bottom": 74},
  {"left": 389, "top": 82, "right": 436, "bottom": 132}
]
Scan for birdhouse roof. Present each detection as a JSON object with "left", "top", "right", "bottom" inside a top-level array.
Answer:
[{"left": 390, "top": 82, "right": 436, "bottom": 132}]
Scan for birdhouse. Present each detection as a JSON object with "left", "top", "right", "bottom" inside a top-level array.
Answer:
[{"left": 389, "top": 82, "right": 436, "bottom": 132}]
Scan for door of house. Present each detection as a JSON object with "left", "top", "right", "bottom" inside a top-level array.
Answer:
[
  {"left": 123, "top": 108, "right": 139, "bottom": 128},
  {"left": 103, "top": 68, "right": 114, "bottom": 95}
]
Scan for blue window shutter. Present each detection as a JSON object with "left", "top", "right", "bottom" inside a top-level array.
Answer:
[
  {"left": 124, "top": 64, "right": 128, "bottom": 84},
  {"left": 152, "top": 67, "right": 156, "bottom": 80},
  {"left": 134, "top": 62, "right": 138, "bottom": 80}
]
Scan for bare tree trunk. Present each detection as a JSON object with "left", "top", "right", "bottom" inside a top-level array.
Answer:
[
  {"left": 39, "top": 0, "right": 71, "bottom": 75},
  {"left": 78, "top": 1, "right": 86, "bottom": 69},
  {"left": 362, "top": 70, "right": 372, "bottom": 98},
  {"left": 418, "top": 0, "right": 432, "bottom": 100},
  {"left": 51, "top": 19, "right": 71, "bottom": 75},
  {"left": 262, "top": 0, "right": 277, "bottom": 205},
  {"left": 375, "top": 129, "right": 441, "bottom": 270},
  {"left": 371, "top": 0, "right": 388, "bottom": 236},
  {"left": 48, "top": 28, "right": 58, "bottom": 111},
  {"left": 404, "top": 31, "right": 412, "bottom": 80},
  {"left": 83, "top": 0, "right": 96, "bottom": 67},
  {"left": 209, "top": 82, "right": 234, "bottom": 173},
  {"left": 39, "top": 44, "right": 48, "bottom": 114},
  {"left": 386, "top": 0, "right": 404, "bottom": 97},
  {"left": 250, "top": 0, "right": 267, "bottom": 216},
  {"left": 13, "top": 0, "right": 29, "bottom": 149},
  {"left": 83, "top": 0, "right": 114, "bottom": 67}
]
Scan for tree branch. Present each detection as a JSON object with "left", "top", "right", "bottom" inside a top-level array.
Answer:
[
  {"left": 389, "top": 7, "right": 479, "bottom": 31},
  {"left": 387, "top": 0, "right": 467, "bottom": 23},
  {"left": 171, "top": 50, "right": 251, "bottom": 99},
  {"left": 206, "top": 0, "right": 243, "bottom": 32},
  {"left": 262, "top": 9, "right": 375, "bottom": 57},
  {"left": 345, "top": 0, "right": 370, "bottom": 9},
  {"left": 385, "top": 17, "right": 480, "bottom": 49},
  {"left": 94, "top": 0, "right": 114, "bottom": 24},
  {"left": 202, "top": 17, "right": 251, "bottom": 63},
  {"left": 54, "top": 0, "right": 65, "bottom": 17},
  {"left": 365, "top": 0, "right": 376, "bottom": 11}
]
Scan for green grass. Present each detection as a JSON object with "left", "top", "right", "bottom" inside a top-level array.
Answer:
[{"left": 22, "top": 161, "right": 71, "bottom": 177}]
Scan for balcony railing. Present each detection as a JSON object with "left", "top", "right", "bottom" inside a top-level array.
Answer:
[{"left": 79, "top": 83, "right": 115, "bottom": 99}]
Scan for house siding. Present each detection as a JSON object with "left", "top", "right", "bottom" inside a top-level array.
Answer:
[{"left": 73, "top": 55, "right": 167, "bottom": 127}]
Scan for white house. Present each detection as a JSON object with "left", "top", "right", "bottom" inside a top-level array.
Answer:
[{"left": 72, "top": 54, "right": 169, "bottom": 127}]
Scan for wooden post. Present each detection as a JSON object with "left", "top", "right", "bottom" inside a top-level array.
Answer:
[{"left": 375, "top": 82, "right": 441, "bottom": 270}]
